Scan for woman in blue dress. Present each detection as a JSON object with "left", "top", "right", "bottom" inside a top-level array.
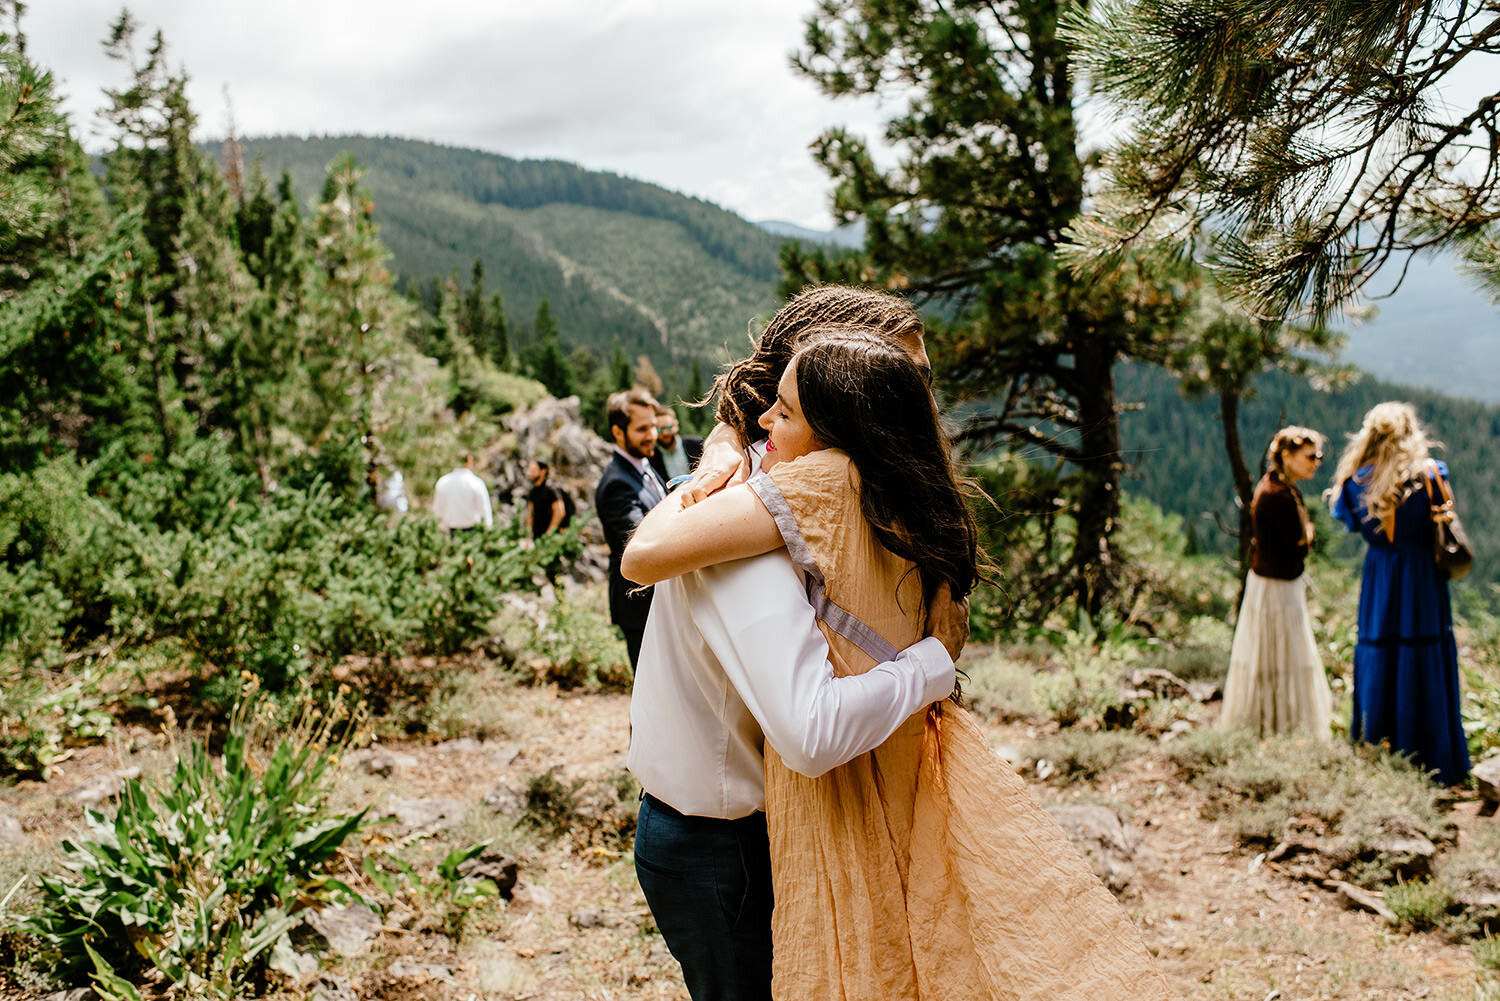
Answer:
[{"left": 1326, "top": 402, "right": 1470, "bottom": 785}]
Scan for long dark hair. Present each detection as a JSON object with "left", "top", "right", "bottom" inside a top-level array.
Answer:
[
  {"left": 711, "top": 285, "right": 923, "bottom": 445},
  {"left": 791, "top": 329, "right": 981, "bottom": 605}
]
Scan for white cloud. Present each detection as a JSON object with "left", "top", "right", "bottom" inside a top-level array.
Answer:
[{"left": 24, "top": 0, "right": 891, "bottom": 228}]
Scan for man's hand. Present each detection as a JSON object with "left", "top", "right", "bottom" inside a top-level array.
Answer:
[
  {"left": 925, "top": 581, "right": 970, "bottom": 662},
  {"left": 680, "top": 423, "right": 747, "bottom": 507}
]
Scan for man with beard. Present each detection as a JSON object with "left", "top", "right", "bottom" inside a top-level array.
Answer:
[{"left": 594, "top": 388, "right": 667, "bottom": 669}]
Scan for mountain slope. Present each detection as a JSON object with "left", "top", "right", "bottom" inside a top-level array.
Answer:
[{"left": 235, "top": 135, "right": 783, "bottom": 370}]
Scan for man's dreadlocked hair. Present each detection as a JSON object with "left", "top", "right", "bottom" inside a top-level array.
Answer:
[{"left": 708, "top": 285, "right": 924, "bottom": 444}]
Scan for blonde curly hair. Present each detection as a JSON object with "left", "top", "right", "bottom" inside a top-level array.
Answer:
[{"left": 1322, "top": 402, "right": 1439, "bottom": 524}]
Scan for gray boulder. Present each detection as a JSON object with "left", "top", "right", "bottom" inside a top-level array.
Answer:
[{"left": 1044, "top": 803, "right": 1144, "bottom": 896}]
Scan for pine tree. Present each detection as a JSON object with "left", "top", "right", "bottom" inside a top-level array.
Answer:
[
  {"left": 526, "top": 298, "right": 578, "bottom": 399},
  {"left": 790, "top": 0, "right": 1195, "bottom": 614},
  {"left": 1064, "top": 0, "right": 1500, "bottom": 320},
  {"left": 0, "top": 21, "right": 154, "bottom": 469}
]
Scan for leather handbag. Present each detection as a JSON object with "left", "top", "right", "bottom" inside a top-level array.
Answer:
[{"left": 1424, "top": 461, "right": 1473, "bottom": 580}]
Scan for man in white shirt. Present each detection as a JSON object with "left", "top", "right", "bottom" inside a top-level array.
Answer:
[{"left": 431, "top": 453, "right": 493, "bottom": 532}]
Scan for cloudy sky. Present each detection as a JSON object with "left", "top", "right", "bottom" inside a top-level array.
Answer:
[{"left": 25, "top": 0, "right": 899, "bottom": 229}]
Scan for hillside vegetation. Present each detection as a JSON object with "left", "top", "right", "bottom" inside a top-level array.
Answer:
[{"left": 233, "top": 136, "right": 783, "bottom": 373}]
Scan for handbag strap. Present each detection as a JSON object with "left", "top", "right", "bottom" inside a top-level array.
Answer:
[{"left": 1423, "top": 460, "right": 1457, "bottom": 522}]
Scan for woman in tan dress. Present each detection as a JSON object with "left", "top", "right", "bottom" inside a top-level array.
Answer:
[
  {"left": 627, "top": 327, "right": 1175, "bottom": 1000},
  {"left": 1220, "top": 425, "right": 1333, "bottom": 737}
]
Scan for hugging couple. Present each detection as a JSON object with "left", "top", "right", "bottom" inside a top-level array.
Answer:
[{"left": 621, "top": 286, "right": 1176, "bottom": 1001}]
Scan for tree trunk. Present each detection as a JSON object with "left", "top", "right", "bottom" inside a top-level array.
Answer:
[
  {"left": 1218, "top": 388, "right": 1255, "bottom": 605},
  {"left": 1072, "top": 345, "right": 1122, "bottom": 619}
]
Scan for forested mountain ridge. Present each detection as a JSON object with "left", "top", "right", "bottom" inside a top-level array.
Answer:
[{"left": 230, "top": 135, "right": 784, "bottom": 376}]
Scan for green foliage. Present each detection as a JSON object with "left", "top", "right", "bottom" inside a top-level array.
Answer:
[
  {"left": 521, "top": 770, "right": 583, "bottom": 839},
  {"left": 1477, "top": 934, "right": 1500, "bottom": 974},
  {"left": 496, "top": 582, "right": 632, "bottom": 692},
  {"left": 360, "top": 842, "right": 499, "bottom": 941},
  {"left": 0, "top": 444, "right": 581, "bottom": 713},
  {"left": 1029, "top": 729, "right": 1149, "bottom": 785},
  {"left": 1385, "top": 878, "right": 1454, "bottom": 933},
  {"left": 25, "top": 698, "right": 365, "bottom": 998}
]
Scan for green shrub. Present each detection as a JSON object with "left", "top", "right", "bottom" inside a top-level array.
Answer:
[
  {"left": 498, "top": 582, "right": 631, "bottom": 692},
  {"left": 1386, "top": 878, "right": 1453, "bottom": 932},
  {"left": 1029, "top": 729, "right": 1149, "bottom": 784},
  {"left": 25, "top": 698, "right": 365, "bottom": 999},
  {"left": 521, "top": 770, "right": 582, "bottom": 838},
  {"left": 1476, "top": 934, "right": 1500, "bottom": 974}
]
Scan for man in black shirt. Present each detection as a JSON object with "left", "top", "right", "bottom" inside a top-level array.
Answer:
[{"left": 525, "top": 459, "right": 569, "bottom": 540}]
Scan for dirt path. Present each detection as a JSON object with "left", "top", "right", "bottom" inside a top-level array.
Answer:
[{"left": 1, "top": 680, "right": 1492, "bottom": 1000}]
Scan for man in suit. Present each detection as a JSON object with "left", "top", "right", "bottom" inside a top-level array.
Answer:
[
  {"left": 594, "top": 387, "right": 666, "bottom": 669},
  {"left": 648, "top": 403, "right": 704, "bottom": 485}
]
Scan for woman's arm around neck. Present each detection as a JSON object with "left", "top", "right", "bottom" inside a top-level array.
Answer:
[{"left": 621, "top": 481, "right": 784, "bottom": 586}]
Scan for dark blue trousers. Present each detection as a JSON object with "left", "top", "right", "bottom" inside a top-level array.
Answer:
[{"left": 634, "top": 793, "right": 773, "bottom": 1001}]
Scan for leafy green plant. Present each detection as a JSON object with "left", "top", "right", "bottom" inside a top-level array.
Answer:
[
  {"left": 1029, "top": 729, "right": 1148, "bottom": 785},
  {"left": 25, "top": 698, "right": 365, "bottom": 999},
  {"left": 521, "top": 770, "right": 583, "bottom": 838},
  {"left": 360, "top": 842, "right": 499, "bottom": 940},
  {"left": 498, "top": 584, "right": 631, "bottom": 692}
]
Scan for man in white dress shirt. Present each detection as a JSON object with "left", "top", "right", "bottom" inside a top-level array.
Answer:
[{"left": 432, "top": 453, "right": 493, "bottom": 532}]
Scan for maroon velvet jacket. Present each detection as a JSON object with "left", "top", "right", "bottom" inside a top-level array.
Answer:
[{"left": 1249, "top": 472, "right": 1310, "bottom": 580}]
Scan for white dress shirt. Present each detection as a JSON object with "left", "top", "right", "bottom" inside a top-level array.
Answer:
[
  {"left": 432, "top": 467, "right": 493, "bottom": 530},
  {"left": 628, "top": 550, "right": 955, "bottom": 819}
]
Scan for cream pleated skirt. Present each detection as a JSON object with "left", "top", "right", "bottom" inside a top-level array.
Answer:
[{"left": 1220, "top": 571, "right": 1332, "bottom": 738}]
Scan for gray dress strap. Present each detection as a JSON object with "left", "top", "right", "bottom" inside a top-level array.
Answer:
[{"left": 748, "top": 470, "right": 901, "bottom": 665}]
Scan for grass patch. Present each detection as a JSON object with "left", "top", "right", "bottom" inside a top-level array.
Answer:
[
  {"left": 1028, "top": 729, "right": 1150, "bottom": 785},
  {"left": 961, "top": 650, "right": 1039, "bottom": 720},
  {"left": 1386, "top": 878, "right": 1453, "bottom": 932},
  {"left": 1476, "top": 934, "right": 1500, "bottom": 974},
  {"left": 1168, "top": 729, "right": 1451, "bottom": 885}
]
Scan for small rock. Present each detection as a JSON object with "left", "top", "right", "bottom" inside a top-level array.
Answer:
[
  {"left": 569, "top": 909, "right": 642, "bottom": 929},
  {"left": 0, "top": 811, "right": 24, "bottom": 845},
  {"left": 1187, "top": 681, "right": 1222, "bottom": 704},
  {"left": 42, "top": 990, "right": 92, "bottom": 1001},
  {"left": 1045, "top": 803, "right": 1143, "bottom": 896},
  {"left": 435, "top": 737, "right": 483, "bottom": 753},
  {"left": 1130, "top": 668, "right": 1192, "bottom": 700},
  {"left": 458, "top": 848, "right": 521, "bottom": 898},
  {"left": 1474, "top": 755, "right": 1500, "bottom": 805},
  {"left": 346, "top": 748, "right": 419, "bottom": 777},
  {"left": 64, "top": 774, "right": 121, "bottom": 807},
  {"left": 388, "top": 960, "right": 455, "bottom": 984},
  {"left": 305, "top": 903, "right": 382, "bottom": 958},
  {"left": 1452, "top": 869, "right": 1500, "bottom": 929},
  {"left": 380, "top": 797, "right": 466, "bottom": 837},
  {"left": 512, "top": 881, "right": 557, "bottom": 908},
  {"left": 483, "top": 780, "right": 527, "bottom": 815},
  {"left": 1158, "top": 719, "right": 1194, "bottom": 743},
  {"left": 1325, "top": 878, "right": 1394, "bottom": 922},
  {"left": 307, "top": 973, "right": 358, "bottom": 1001},
  {"left": 1366, "top": 817, "right": 1437, "bottom": 881}
]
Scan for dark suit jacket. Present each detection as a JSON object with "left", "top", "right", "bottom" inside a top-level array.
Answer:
[
  {"left": 648, "top": 435, "right": 704, "bottom": 484},
  {"left": 594, "top": 453, "right": 662, "bottom": 632}
]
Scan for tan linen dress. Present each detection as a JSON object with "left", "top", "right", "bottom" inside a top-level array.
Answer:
[{"left": 748, "top": 450, "right": 1175, "bottom": 1001}]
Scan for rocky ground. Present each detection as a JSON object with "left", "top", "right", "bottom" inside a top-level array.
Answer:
[{"left": 2, "top": 664, "right": 1496, "bottom": 1001}]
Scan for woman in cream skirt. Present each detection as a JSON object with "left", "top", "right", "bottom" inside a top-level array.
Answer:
[{"left": 1221, "top": 425, "right": 1333, "bottom": 737}]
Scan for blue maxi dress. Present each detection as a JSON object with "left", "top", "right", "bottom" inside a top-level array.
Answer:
[{"left": 1333, "top": 463, "right": 1470, "bottom": 785}]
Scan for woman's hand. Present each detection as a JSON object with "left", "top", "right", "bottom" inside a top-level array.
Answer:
[
  {"left": 679, "top": 422, "right": 748, "bottom": 507},
  {"left": 925, "top": 582, "right": 970, "bottom": 663}
]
